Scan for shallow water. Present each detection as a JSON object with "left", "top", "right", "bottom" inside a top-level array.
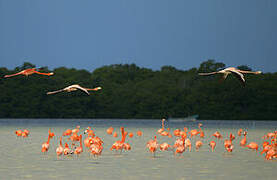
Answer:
[{"left": 0, "top": 119, "right": 276, "bottom": 180}]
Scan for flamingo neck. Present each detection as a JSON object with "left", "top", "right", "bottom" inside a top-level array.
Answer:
[
  {"left": 79, "top": 135, "right": 83, "bottom": 148},
  {"left": 59, "top": 137, "right": 62, "bottom": 146},
  {"left": 47, "top": 135, "right": 51, "bottom": 144}
]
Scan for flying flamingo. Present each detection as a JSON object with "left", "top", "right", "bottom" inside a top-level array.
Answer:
[
  {"left": 47, "top": 84, "right": 101, "bottom": 95},
  {"left": 4, "top": 68, "right": 54, "bottom": 78},
  {"left": 56, "top": 137, "right": 64, "bottom": 157},
  {"left": 198, "top": 67, "right": 262, "bottom": 86}
]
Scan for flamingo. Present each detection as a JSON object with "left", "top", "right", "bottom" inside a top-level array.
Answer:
[
  {"left": 237, "top": 129, "right": 243, "bottom": 136},
  {"left": 240, "top": 132, "right": 247, "bottom": 147},
  {"left": 64, "top": 143, "right": 73, "bottom": 155},
  {"left": 41, "top": 135, "right": 51, "bottom": 152},
  {"left": 63, "top": 129, "right": 72, "bottom": 136},
  {"left": 157, "top": 119, "right": 165, "bottom": 134},
  {"left": 123, "top": 142, "right": 131, "bottom": 151},
  {"left": 56, "top": 137, "right": 64, "bottom": 157},
  {"left": 195, "top": 140, "right": 203, "bottom": 151},
  {"left": 110, "top": 127, "right": 126, "bottom": 153},
  {"left": 160, "top": 142, "right": 172, "bottom": 151},
  {"left": 113, "top": 132, "right": 118, "bottom": 137},
  {"left": 74, "top": 135, "right": 83, "bottom": 155},
  {"left": 15, "top": 130, "right": 22, "bottom": 137},
  {"left": 246, "top": 142, "right": 259, "bottom": 151},
  {"left": 128, "top": 132, "right": 134, "bottom": 138},
  {"left": 224, "top": 134, "right": 234, "bottom": 152},
  {"left": 212, "top": 131, "right": 222, "bottom": 139},
  {"left": 48, "top": 128, "right": 55, "bottom": 139},
  {"left": 137, "top": 130, "right": 143, "bottom": 136},
  {"left": 180, "top": 127, "right": 188, "bottom": 139},
  {"left": 209, "top": 141, "right": 216, "bottom": 152},
  {"left": 189, "top": 129, "right": 199, "bottom": 137},
  {"left": 72, "top": 126, "right": 80, "bottom": 134},
  {"left": 4, "top": 68, "right": 54, "bottom": 78},
  {"left": 106, "top": 127, "right": 114, "bottom": 135},
  {"left": 90, "top": 143, "right": 103, "bottom": 157},
  {"left": 185, "top": 138, "right": 192, "bottom": 152},
  {"left": 173, "top": 129, "right": 181, "bottom": 137},
  {"left": 198, "top": 123, "right": 205, "bottom": 138},
  {"left": 146, "top": 136, "right": 159, "bottom": 157},
  {"left": 47, "top": 84, "right": 101, "bottom": 95},
  {"left": 199, "top": 67, "right": 262, "bottom": 86},
  {"left": 21, "top": 129, "right": 30, "bottom": 138}
]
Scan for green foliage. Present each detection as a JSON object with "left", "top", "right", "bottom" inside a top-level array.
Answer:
[{"left": 0, "top": 60, "right": 277, "bottom": 120}]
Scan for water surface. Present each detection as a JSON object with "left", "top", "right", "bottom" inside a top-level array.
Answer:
[{"left": 0, "top": 119, "right": 276, "bottom": 180}]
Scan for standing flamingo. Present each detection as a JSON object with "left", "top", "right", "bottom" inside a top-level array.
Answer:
[
  {"left": 157, "top": 119, "right": 165, "bottom": 134},
  {"left": 240, "top": 131, "right": 247, "bottom": 147},
  {"left": 246, "top": 142, "right": 259, "bottom": 151},
  {"left": 146, "top": 136, "right": 159, "bottom": 157},
  {"left": 74, "top": 135, "right": 83, "bottom": 155},
  {"left": 160, "top": 142, "right": 172, "bottom": 151},
  {"left": 56, "top": 137, "right": 64, "bottom": 157},
  {"left": 209, "top": 141, "right": 216, "bottom": 152},
  {"left": 195, "top": 140, "right": 203, "bottom": 151},
  {"left": 110, "top": 127, "right": 126, "bottom": 153},
  {"left": 41, "top": 135, "right": 51, "bottom": 153}
]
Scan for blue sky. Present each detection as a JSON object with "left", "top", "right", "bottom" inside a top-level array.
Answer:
[{"left": 0, "top": 0, "right": 276, "bottom": 72}]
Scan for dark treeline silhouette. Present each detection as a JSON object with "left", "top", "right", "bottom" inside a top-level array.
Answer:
[{"left": 0, "top": 60, "right": 277, "bottom": 120}]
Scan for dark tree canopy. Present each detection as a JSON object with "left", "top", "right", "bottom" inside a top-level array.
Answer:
[{"left": 0, "top": 60, "right": 276, "bottom": 120}]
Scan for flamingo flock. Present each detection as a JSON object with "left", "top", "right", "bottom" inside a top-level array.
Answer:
[{"left": 14, "top": 120, "right": 277, "bottom": 161}]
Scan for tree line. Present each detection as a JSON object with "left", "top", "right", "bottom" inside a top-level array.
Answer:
[{"left": 0, "top": 60, "right": 277, "bottom": 120}]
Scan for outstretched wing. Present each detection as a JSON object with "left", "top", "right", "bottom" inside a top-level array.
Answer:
[
  {"left": 74, "top": 85, "right": 90, "bottom": 95},
  {"left": 46, "top": 89, "right": 64, "bottom": 95},
  {"left": 198, "top": 72, "right": 218, "bottom": 76},
  {"left": 229, "top": 70, "right": 245, "bottom": 86},
  {"left": 4, "top": 71, "right": 23, "bottom": 78}
]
